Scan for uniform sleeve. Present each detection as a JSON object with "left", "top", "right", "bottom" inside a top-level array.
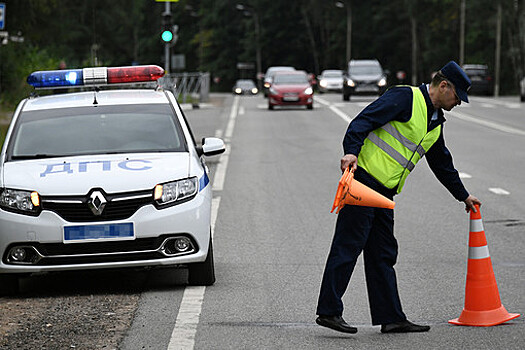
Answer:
[
  {"left": 425, "top": 128, "right": 470, "bottom": 201},
  {"left": 343, "top": 86, "right": 413, "bottom": 156}
]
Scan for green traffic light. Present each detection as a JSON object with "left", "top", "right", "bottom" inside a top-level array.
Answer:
[{"left": 161, "top": 30, "right": 173, "bottom": 42}]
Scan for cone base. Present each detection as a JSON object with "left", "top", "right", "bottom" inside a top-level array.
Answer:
[{"left": 449, "top": 305, "right": 520, "bottom": 327}]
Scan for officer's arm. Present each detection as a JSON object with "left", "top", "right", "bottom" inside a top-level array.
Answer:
[{"left": 426, "top": 130, "right": 470, "bottom": 201}]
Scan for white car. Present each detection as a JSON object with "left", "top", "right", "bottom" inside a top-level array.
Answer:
[
  {"left": 0, "top": 65, "right": 225, "bottom": 294},
  {"left": 317, "top": 70, "right": 344, "bottom": 93}
]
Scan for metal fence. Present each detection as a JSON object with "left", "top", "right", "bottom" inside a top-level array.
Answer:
[{"left": 159, "top": 72, "right": 210, "bottom": 104}]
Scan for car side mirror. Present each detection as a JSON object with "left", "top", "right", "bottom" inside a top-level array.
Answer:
[{"left": 196, "top": 137, "right": 225, "bottom": 157}]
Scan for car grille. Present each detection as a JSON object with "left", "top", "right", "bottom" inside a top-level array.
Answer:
[{"left": 41, "top": 189, "right": 153, "bottom": 222}]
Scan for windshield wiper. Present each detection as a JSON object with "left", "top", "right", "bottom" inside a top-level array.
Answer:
[{"left": 11, "top": 154, "right": 68, "bottom": 160}]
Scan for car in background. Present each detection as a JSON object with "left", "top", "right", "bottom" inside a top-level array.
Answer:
[
  {"left": 263, "top": 66, "right": 295, "bottom": 97},
  {"left": 268, "top": 71, "right": 313, "bottom": 110},
  {"left": 462, "top": 64, "right": 493, "bottom": 96},
  {"left": 0, "top": 65, "right": 225, "bottom": 295},
  {"left": 233, "top": 79, "right": 258, "bottom": 95},
  {"left": 343, "top": 59, "right": 387, "bottom": 101},
  {"left": 318, "top": 70, "right": 344, "bottom": 93}
]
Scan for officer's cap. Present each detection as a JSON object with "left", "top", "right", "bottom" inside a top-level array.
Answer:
[{"left": 440, "top": 61, "right": 471, "bottom": 103}]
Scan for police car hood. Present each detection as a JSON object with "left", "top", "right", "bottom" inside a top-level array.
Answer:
[{"left": 2, "top": 153, "right": 191, "bottom": 195}]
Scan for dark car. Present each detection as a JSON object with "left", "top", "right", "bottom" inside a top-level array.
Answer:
[
  {"left": 343, "top": 59, "right": 387, "bottom": 101},
  {"left": 268, "top": 71, "right": 313, "bottom": 110},
  {"left": 233, "top": 79, "right": 258, "bottom": 95},
  {"left": 462, "top": 64, "right": 493, "bottom": 96}
]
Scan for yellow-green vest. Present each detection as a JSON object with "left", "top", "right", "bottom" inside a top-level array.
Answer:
[{"left": 358, "top": 86, "right": 441, "bottom": 193}]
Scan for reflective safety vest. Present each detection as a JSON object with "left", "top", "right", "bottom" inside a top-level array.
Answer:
[{"left": 358, "top": 86, "right": 441, "bottom": 193}]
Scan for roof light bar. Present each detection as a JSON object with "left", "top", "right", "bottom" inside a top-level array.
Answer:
[{"left": 27, "top": 65, "right": 165, "bottom": 89}]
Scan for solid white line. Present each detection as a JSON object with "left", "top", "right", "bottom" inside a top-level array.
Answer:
[
  {"left": 167, "top": 97, "right": 238, "bottom": 350},
  {"left": 167, "top": 286, "right": 206, "bottom": 350},
  {"left": 489, "top": 188, "right": 510, "bottom": 195},
  {"left": 210, "top": 196, "right": 221, "bottom": 239},
  {"left": 447, "top": 110, "right": 525, "bottom": 136},
  {"left": 211, "top": 147, "right": 229, "bottom": 192}
]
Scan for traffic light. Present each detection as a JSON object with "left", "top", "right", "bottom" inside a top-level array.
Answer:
[{"left": 161, "top": 13, "right": 178, "bottom": 46}]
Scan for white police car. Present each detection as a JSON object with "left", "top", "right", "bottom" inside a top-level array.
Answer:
[{"left": 0, "top": 65, "right": 225, "bottom": 294}]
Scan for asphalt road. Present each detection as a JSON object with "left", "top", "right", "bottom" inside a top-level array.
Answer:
[{"left": 121, "top": 92, "right": 524, "bottom": 350}]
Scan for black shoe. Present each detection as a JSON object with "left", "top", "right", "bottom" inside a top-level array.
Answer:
[
  {"left": 381, "top": 320, "right": 430, "bottom": 333},
  {"left": 316, "top": 315, "right": 358, "bottom": 334}
]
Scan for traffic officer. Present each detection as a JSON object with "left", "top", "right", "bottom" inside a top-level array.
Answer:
[{"left": 316, "top": 61, "right": 482, "bottom": 334}]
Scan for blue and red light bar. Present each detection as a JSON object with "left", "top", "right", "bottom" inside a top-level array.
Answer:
[{"left": 27, "top": 65, "right": 165, "bottom": 89}]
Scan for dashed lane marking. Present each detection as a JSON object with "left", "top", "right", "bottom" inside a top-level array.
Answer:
[{"left": 489, "top": 188, "right": 510, "bottom": 195}]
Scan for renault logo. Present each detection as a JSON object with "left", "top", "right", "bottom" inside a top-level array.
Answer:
[{"left": 88, "top": 190, "right": 107, "bottom": 215}]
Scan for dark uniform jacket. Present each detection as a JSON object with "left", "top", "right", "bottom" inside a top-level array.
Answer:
[{"left": 342, "top": 84, "right": 469, "bottom": 201}]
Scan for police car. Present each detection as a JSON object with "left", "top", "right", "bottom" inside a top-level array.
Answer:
[{"left": 0, "top": 65, "right": 225, "bottom": 294}]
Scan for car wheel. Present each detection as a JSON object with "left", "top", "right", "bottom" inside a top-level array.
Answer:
[
  {"left": 343, "top": 94, "right": 350, "bottom": 101},
  {"left": 268, "top": 104, "right": 274, "bottom": 110},
  {"left": 521, "top": 94, "right": 525, "bottom": 102},
  {"left": 0, "top": 274, "right": 20, "bottom": 296},
  {"left": 188, "top": 235, "right": 215, "bottom": 286},
  {"left": 307, "top": 104, "right": 313, "bottom": 110}
]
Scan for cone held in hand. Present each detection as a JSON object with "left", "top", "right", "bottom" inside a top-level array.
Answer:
[
  {"left": 331, "top": 168, "right": 395, "bottom": 213},
  {"left": 449, "top": 205, "right": 520, "bottom": 326}
]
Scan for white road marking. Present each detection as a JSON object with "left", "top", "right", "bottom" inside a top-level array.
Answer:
[
  {"left": 167, "top": 286, "right": 206, "bottom": 350},
  {"left": 167, "top": 96, "right": 239, "bottom": 350},
  {"left": 489, "top": 188, "right": 510, "bottom": 195},
  {"left": 447, "top": 110, "right": 525, "bottom": 136},
  {"left": 480, "top": 103, "right": 495, "bottom": 108},
  {"left": 212, "top": 147, "right": 229, "bottom": 192},
  {"left": 316, "top": 97, "right": 353, "bottom": 123},
  {"left": 459, "top": 172, "right": 472, "bottom": 179}
]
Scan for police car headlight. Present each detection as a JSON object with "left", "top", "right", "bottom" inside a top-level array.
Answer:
[
  {"left": 0, "top": 188, "right": 41, "bottom": 215},
  {"left": 154, "top": 177, "right": 198, "bottom": 207}
]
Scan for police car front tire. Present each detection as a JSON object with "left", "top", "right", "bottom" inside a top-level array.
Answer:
[{"left": 188, "top": 235, "right": 215, "bottom": 286}]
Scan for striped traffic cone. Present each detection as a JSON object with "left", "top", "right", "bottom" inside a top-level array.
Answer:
[{"left": 449, "top": 205, "right": 520, "bottom": 326}]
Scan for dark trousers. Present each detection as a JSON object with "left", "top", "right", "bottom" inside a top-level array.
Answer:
[{"left": 316, "top": 169, "right": 406, "bottom": 325}]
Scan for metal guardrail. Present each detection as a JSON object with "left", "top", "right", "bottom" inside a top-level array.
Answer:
[{"left": 159, "top": 72, "right": 210, "bottom": 104}]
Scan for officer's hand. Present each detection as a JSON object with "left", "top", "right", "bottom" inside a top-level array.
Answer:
[
  {"left": 463, "top": 195, "right": 482, "bottom": 213},
  {"left": 340, "top": 154, "right": 358, "bottom": 173}
]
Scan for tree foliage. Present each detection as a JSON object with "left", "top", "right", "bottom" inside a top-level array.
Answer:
[{"left": 0, "top": 0, "right": 523, "bottom": 106}]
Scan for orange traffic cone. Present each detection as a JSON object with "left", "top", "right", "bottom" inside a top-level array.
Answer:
[
  {"left": 331, "top": 168, "right": 395, "bottom": 213},
  {"left": 449, "top": 205, "right": 520, "bottom": 326}
]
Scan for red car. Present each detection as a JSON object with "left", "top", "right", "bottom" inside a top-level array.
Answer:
[{"left": 268, "top": 71, "right": 314, "bottom": 110}]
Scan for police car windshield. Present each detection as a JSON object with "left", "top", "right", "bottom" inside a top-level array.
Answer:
[{"left": 8, "top": 104, "right": 187, "bottom": 160}]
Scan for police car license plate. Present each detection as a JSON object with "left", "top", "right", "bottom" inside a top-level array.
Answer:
[{"left": 63, "top": 223, "right": 134, "bottom": 243}]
